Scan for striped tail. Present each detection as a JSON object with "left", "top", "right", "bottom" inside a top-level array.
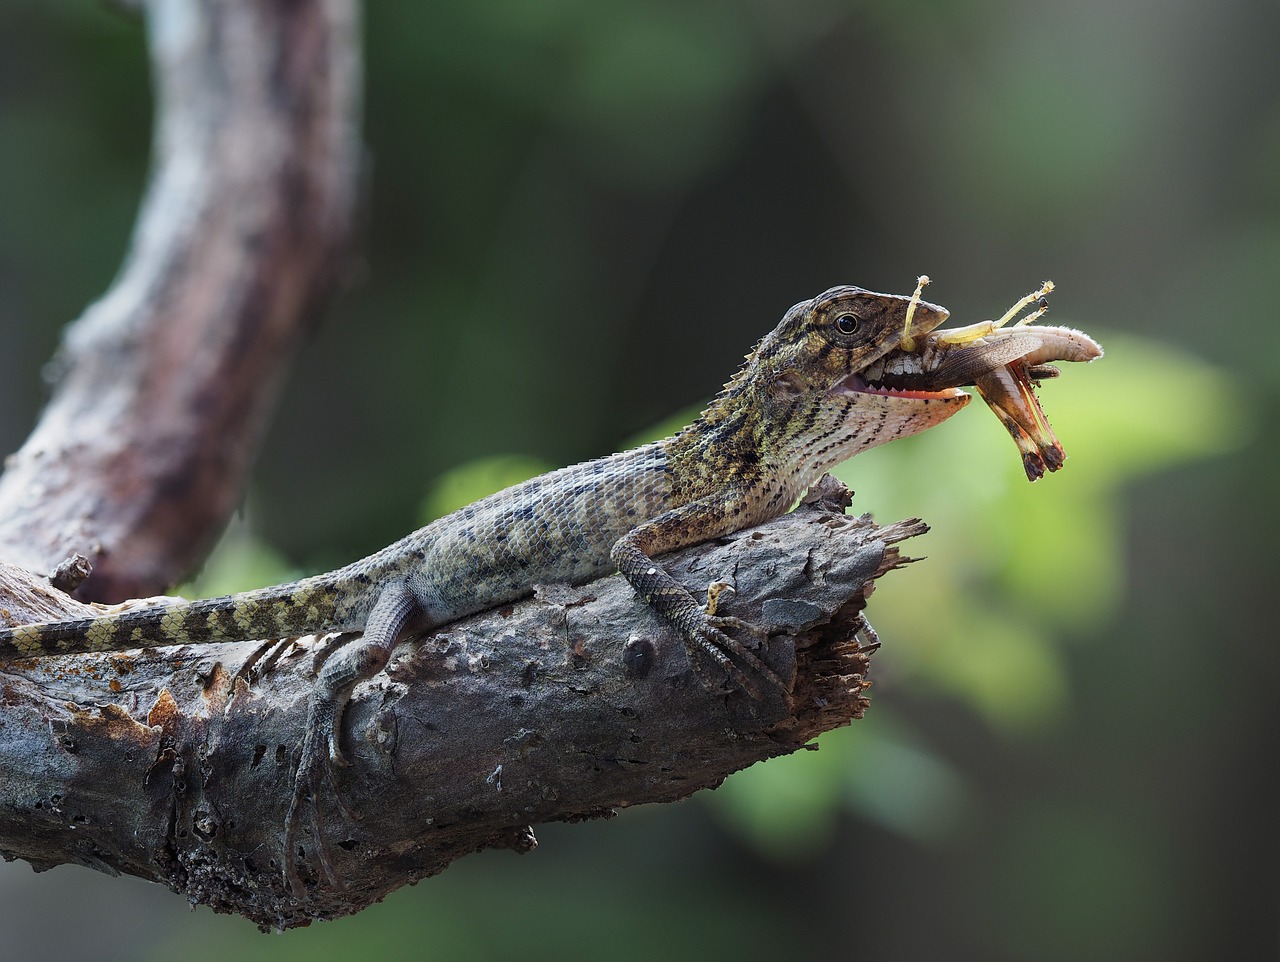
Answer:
[{"left": 0, "top": 575, "right": 363, "bottom": 659}]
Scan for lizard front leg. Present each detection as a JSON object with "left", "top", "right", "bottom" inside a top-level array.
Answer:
[
  {"left": 285, "top": 580, "right": 424, "bottom": 892},
  {"left": 610, "top": 496, "right": 790, "bottom": 700}
]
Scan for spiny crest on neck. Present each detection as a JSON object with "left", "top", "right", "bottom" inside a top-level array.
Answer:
[
  {"left": 699, "top": 338, "right": 766, "bottom": 427},
  {"left": 696, "top": 298, "right": 811, "bottom": 429}
]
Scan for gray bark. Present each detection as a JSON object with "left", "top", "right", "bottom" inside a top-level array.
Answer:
[{"left": 0, "top": 484, "right": 922, "bottom": 929}]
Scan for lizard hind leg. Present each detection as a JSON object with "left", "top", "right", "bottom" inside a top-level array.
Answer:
[{"left": 283, "top": 581, "right": 423, "bottom": 894}]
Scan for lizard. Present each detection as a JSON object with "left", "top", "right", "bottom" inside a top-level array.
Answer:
[{"left": 0, "top": 281, "right": 1092, "bottom": 890}]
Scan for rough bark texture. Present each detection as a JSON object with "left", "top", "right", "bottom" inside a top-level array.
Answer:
[
  {"left": 0, "top": 0, "right": 361, "bottom": 601},
  {"left": 0, "top": 482, "right": 922, "bottom": 929},
  {"left": 0, "top": 0, "right": 928, "bottom": 933}
]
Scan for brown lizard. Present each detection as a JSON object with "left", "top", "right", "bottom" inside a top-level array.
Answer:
[{"left": 0, "top": 281, "right": 1096, "bottom": 889}]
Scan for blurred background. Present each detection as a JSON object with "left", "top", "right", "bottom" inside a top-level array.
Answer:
[{"left": 0, "top": 0, "right": 1275, "bottom": 959}]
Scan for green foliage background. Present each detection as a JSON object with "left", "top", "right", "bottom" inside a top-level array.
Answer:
[{"left": 1, "top": 1, "right": 1276, "bottom": 959}]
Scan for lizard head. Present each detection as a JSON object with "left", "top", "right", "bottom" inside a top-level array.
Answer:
[{"left": 702, "top": 286, "right": 972, "bottom": 485}]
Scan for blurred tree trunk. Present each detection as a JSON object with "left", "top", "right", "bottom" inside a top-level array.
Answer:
[{"left": 0, "top": 0, "right": 362, "bottom": 601}]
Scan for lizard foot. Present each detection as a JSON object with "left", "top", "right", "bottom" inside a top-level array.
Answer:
[
  {"left": 282, "top": 636, "right": 390, "bottom": 895},
  {"left": 689, "top": 614, "right": 789, "bottom": 700},
  {"left": 281, "top": 584, "right": 418, "bottom": 895},
  {"left": 283, "top": 733, "right": 340, "bottom": 894},
  {"left": 283, "top": 679, "right": 358, "bottom": 895},
  {"left": 234, "top": 637, "right": 298, "bottom": 686}
]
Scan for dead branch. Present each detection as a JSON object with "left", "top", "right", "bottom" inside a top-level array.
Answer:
[{"left": 0, "top": 479, "right": 922, "bottom": 929}]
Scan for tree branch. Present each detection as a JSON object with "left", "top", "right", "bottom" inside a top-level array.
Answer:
[
  {"left": 0, "top": 0, "right": 361, "bottom": 601},
  {"left": 0, "top": 479, "right": 922, "bottom": 929}
]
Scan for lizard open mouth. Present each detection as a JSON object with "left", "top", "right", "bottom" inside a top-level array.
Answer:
[{"left": 834, "top": 371, "right": 968, "bottom": 402}]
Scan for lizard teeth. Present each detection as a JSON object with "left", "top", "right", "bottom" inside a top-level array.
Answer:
[{"left": 837, "top": 373, "right": 966, "bottom": 401}]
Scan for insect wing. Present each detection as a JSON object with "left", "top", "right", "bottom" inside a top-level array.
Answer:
[{"left": 929, "top": 331, "right": 1044, "bottom": 387}]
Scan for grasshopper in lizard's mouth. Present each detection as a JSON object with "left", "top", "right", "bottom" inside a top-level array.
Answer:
[{"left": 859, "top": 277, "right": 1103, "bottom": 480}]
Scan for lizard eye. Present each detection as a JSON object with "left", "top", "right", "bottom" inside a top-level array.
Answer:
[{"left": 834, "top": 313, "right": 861, "bottom": 336}]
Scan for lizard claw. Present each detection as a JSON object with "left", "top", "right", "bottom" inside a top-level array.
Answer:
[
  {"left": 704, "top": 580, "right": 734, "bottom": 617},
  {"left": 280, "top": 589, "right": 412, "bottom": 897},
  {"left": 284, "top": 701, "right": 345, "bottom": 895},
  {"left": 281, "top": 644, "right": 371, "bottom": 895},
  {"left": 706, "top": 613, "right": 768, "bottom": 650},
  {"left": 690, "top": 615, "right": 789, "bottom": 701}
]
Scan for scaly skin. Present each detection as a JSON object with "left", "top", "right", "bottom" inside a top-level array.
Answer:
[{"left": 0, "top": 285, "right": 973, "bottom": 889}]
